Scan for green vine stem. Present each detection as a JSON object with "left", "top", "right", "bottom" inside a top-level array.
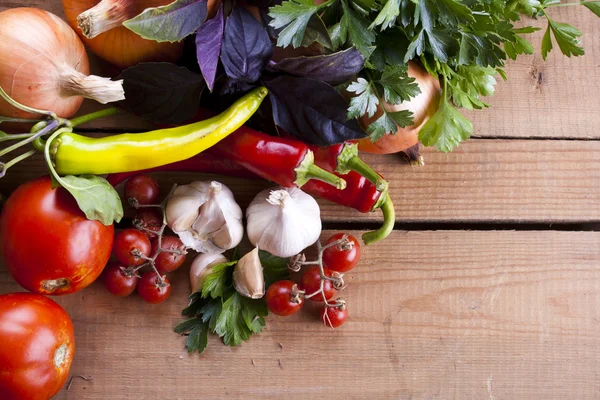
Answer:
[
  {"left": 69, "top": 107, "right": 119, "bottom": 128},
  {"left": 0, "top": 150, "right": 36, "bottom": 178},
  {"left": 0, "top": 86, "right": 57, "bottom": 119}
]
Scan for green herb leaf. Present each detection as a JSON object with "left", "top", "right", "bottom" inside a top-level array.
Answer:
[
  {"left": 370, "top": 0, "right": 401, "bottom": 30},
  {"left": 419, "top": 96, "right": 473, "bottom": 152},
  {"left": 174, "top": 318, "right": 204, "bottom": 334},
  {"left": 269, "top": 0, "right": 327, "bottom": 48},
  {"left": 447, "top": 65, "right": 497, "bottom": 109},
  {"left": 582, "top": 1, "right": 600, "bottom": 17},
  {"left": 215, "top": 292, "right": 266, "bottom": 347},
  {"left": 59, "top": 175, "right": 123, "bottom": 225},
  {"left": 182, "top": 292, "right": 206, "bottom": 317},
  {"left": 387, "top": 110, "right": 414, "bottom": 127},
  {"left": 200, "top": 300, "right": 222, "bottom": 331},
  {"left": 548, "top": 19, "right": 584, "bottom": 58},
  {"left": 347, "top": 78, "right": 379, "bottom": 119},
  {"left": 123, "top": 0, "right": 208, "bottom": 42},
  {"left": 378, "top": 65, "right": 420, "bottom": 105},
  {"left": 185, "top": 324, "right": 209, "bottom": 354},
  {"left": 340, "top": 0, "right": 376, "bottom": 58},
  {"left": 259, "top": 250, "right": 290, "bottom": 287},
  {"left": 367, "top": 113, "right": 399, "bottom": 141},
  {"left": 201, "top": 261, "right": 237, "bottom": 299},
  {"left": 541, "top": 22, "right": 553, "bottom": 60}
]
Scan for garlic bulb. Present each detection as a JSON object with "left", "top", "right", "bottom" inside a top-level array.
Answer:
[
  {"left": 246, "top": 187, "right": 321, "bottom": 258},
  {"left": 233, "top": 247, "right": 265, "bottom": 299},
  {"left": 189, "top": 253, "right": 229, "bottom": 294},
  {"left": 166, "top": 181, "right": 243, "bottom": 254}
]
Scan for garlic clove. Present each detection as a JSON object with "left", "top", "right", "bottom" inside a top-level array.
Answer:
[
  {"left": 189, "top": 253, "right": 229, "bottom": 294},
  {"left": 233, "top": 247, "right": 265, "bottom": 299},
  {"left": 247, "top": 187, "right": 321, "bottom": 258},
  {"left": 166, "top": 183, "right": 210, "bottom": 232}
]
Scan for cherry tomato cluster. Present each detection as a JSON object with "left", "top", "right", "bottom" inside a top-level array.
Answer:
[
  {"left": 104, "top": 175, "right": 187, "bottom": 304},
  {"left": 265, "top": 233, "right": 362, "bottom": 328}
]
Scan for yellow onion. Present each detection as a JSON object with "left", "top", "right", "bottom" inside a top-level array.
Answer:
[
  {"left": 357, "top": 61, "right": 440, "bottom": 154},
  {"left": 0, "top": 8, "right": 124, "bottom": 119},
  {"left": 61, "top": 0, "right": 208, "bottom": 69}
]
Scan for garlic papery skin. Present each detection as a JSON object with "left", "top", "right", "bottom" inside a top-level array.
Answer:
[
  {"left": 166, "top": 181, "right": 244, "bottom": 254},
  {"left": 190, "top": 253, "right": 229, "bottom": 294},
  {"left": 246, "top": 187, "right": 321, "bottom": 258},
  {"left": 233, "top": 247, "right": 265, "bottom": 299}
]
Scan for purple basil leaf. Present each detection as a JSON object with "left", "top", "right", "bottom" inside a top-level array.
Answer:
[
  {"left": 118, "top": 63, "right": 205, "bottom": 125},
  {"left": 196, "top": 4, "right": 225, "bottom": 91},
  {"left": 221, "top": 6, "right": 273, "bottom": 83},
  {"left": 265, "top": 75, "right": 367, "bottom": 145},
  {"left": 270, "top": 48, "right": 364, "bottom": 85}
]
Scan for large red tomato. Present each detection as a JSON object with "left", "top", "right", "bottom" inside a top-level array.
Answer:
[
  {"left": 0, "top": 176, "right": 114, "bottom": 294},
  {"left": 0, "top": 293, "right": 75, "bottom": 400}
]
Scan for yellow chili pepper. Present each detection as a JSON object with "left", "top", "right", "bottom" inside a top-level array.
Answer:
[{"left": 51, "top": 87, "right": 268, "bottom": 175}]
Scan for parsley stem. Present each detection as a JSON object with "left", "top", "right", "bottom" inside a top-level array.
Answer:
[{"left": 545, "top": 1, "right": 583, "bottom": 7}]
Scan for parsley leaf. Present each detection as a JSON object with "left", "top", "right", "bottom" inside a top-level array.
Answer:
[
  {"left": 379, "top": 65, "right": 420, "bottom": 105},
  {"left": 340, "top": 0, "right": 376, "bottom": 58},
  {"left": 548, "top": 19, "right": 584, "bottom": 58},
  {"left": 370, "top": 0, "right": 401, "bottom": 31},
  {"left": 419, "top": 95, "right": 473, "bottom": 152},
  {"left": 583, "top": 1, "right": 600, "bottom": 17},
  {"left": 541, "top": 22, "right": 553, "bottom": 60},
  {"left": 185, "top": 324, "right": 209, "bottom": 354},
  {"left": 447, "top": 65, "right": 497, "bottom": 109},
  {"left": 259, "top": 250, "right": 290, "bottom": 287},
  {"left": 347, "top": 78, "right": 379, "bottom": 119},
  {"left": 201, "top": 261, "right": 237, "bottom": 299},
  {"left": 269, "top": 0, "right": 326, "bottom": 48},
  {"left": 367, "top": 110, "right": 413, "bottom": 142},
  {"left": 215, "top": 292, "right": 267, "bottom": 347}
]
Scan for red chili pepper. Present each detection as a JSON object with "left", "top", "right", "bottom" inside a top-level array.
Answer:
[
  {"left": 309, "top": 143, "right": 388, "bottom": 192},
  {"left": 105, "top": 152, "right": 260, "bottom": 186},
  {"left": 209, "top": 126, "right": 346, "bottom": 189}
]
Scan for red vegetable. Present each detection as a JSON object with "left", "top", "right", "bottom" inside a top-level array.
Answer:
[
  {"left": 137, "top": 272, "right": 171, "bottom": 304},
  {"left": 209, "top": 126, "right": 346, "bottom": 189},
  {"left": 113, "top": 228, "right": 151, "bottom": 267},
  {"left": 322, "top": 233, "right": 361, "bottom": 273},
  {"left": 0, "top": 176, "right": 114, "bottom": 295},
  {"left": 0, "top": 293, "right": 75, "bottom": 399},
  {"left": 103, "top": 263, "right": 139, "bottom": 297},
  {"left": 106, "top": 152, "right": 259, "bottom": 186}
]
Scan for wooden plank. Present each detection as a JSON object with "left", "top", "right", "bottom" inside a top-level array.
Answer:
[
  {"left": 1, "top": 230, "right": 598, "bottom": 399},
  {"left": 2, "top": 1, "right": 599, "bottom": 138},
  {"left": 466, "top": 10, "right": 600, "bottom": 139},
  {"left": 2, "top": 139, "right": 599, "bottom": 223}
]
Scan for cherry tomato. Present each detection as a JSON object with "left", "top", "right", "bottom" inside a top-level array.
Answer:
[
  {"left": 322, "top": 233, "right": 361, "bottom": 273},
  {"left": 103, "top": 263, "right": 139, "bottom": 297},
  {"left": 321, "top": 303, "right": 348, "bottom": 328},
  {"left": 152, "top": 236, "right": 187, "bottom": 273},
  {"left": 137, "top": 272, "right": 171, "bottom": 304},
  {"left": 0, "top": 176, "right": 113, "bottom": 295},
  {"left": 301, "top": 266, "right": 337, "bottom": 302},
  {"left": 133, "top": 208, "right": 163, "bottom": 240},
  {"left": 265, "top": 280, "right": 304, "bottom": 316},
  {"left": 113, "top": 229, "right": 151, "bottom": 267},
  {"left": 124, "top": 175, "right": 160, "bottom": 206},
  {"left": 0, "top": 293, "right": 75, "bottom": 399}
]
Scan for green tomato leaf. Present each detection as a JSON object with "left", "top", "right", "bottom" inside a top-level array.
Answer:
[
  {"left": 419, "top": 96, "right": 472, "bottom": 152},
  {"left": 201, "top": 261, "right": 237, "bottom": 299},
  {"left": 347, "top": 78, "right": 379, "bottom": 119},
  {"left": 123, "top": 0, "right": 208, "bottom": 43},
  {"left": 59, "top": 175, "right": 123, "bottom": 225},
  {"left": 583, "top": 1, "right": 600, "bottom": 17},
  {"left": 369, "top": 0, "right": 401, "bottom": 31}
]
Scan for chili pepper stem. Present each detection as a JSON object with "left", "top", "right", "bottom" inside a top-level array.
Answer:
[
  {"left": 69, "top": 107, "right": 119, "bottom": 128},
  {"left": 295, "top": 150, "right": 346, "bottom": 189},
  {"left": 336, "top": 143, "right": 388, "bottom": 192},
  {"left": 362, "top": 194, "right": 395, "bottom": 245}
]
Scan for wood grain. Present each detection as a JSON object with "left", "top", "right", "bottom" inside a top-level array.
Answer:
[
  {"left": 2, "top": 1, "right": 598, "bottom": 138},
  {"left": 1, "top": 230, "right": 598, "bottom": 400},
  {"left": 3, "top": 139, "right": 599, "bottom": 223}
]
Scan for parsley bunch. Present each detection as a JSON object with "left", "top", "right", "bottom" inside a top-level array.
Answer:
[
  {"left": 269, "top": 0, "right": 600, "bottom": 151},
  {"left": 174, "top": 250, "right": 289, "bottom": 354}
]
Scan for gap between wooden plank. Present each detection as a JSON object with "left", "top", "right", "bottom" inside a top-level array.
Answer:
[{"left": 322, "top": 221, "right": 600, "bottom": 232}]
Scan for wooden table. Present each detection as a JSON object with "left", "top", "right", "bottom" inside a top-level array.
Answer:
[{"left": 1, "top": 1, "right": 599, "bottom": 399}]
